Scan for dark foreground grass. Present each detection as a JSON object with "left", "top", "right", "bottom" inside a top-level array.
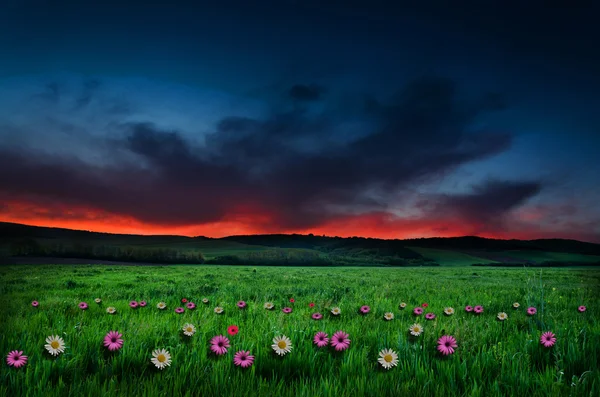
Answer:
[{"left": 0, "top": 265, "right": 599, "bottom": 397}]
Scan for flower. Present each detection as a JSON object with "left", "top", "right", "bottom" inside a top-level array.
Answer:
[
  {"left": 384, "top": 312, "right": 394, "bottom": 321},
  {"left": 497, "top": 312, "right": 508, "bottom": 321},
  {"left": 202, "top": 298, "right": 209, "bottom": 304},
  {"left": 289, "top": 298, "right": 295, "bottom": 303},
  {"left": 175, "top": 307, "right": 185, "bottom": 314},
  {"left": 181, "top": 298, "right": 187, "bottom": 303},
  {"left": 282, "top": 307, "right": 293, "bottom": 314},
  {"left": 94, "top": 298, "right": 102, "bottom": 304},
  {"left": 378, "top": 348, "right": 398, "bottom": 370},
  {"left": 444, "top": 307, "right": 454, "bottom": 316},
  {"left": 330, "top": 331, "right": 351, "bottom": 351},
  {"left": 312, "top": 312, "right": 323, "bottom": 320},
  {"left": 527, "top": 307, "right": 537, "bottom": 316},
  {"left": 31, "top": 300, "right": 39, "bottom": 307},
  {"left": 465, "top": 305, "right": 473, "bottom": 312},
  {"left": 182, "top": 323, "right": 196, "bottom": 336},
  {"left": 186, "top": 302, "right": 196, "bottom": 310},
  {"left": 399, "top": 302, "right": 407, "bottom": 309},
  {"left": 360, "top": 305, "right": 370, "bottom": 314},
  {"left": 6, "top": 350, "right": 27, "bottom": 368},
  {"left": 129, "top": 301, "right": 138, "bottom": 309},
  {"left": 313, "top": 332, "right": 329, "bottom": 348},
  {"left": 79, "top": 302, "right": 88, "bottom": 310},
  {"left": 540, "top": 331, "right": 556, "bottom": 348},
  {"left": 103, "top": 331, "right": 124, "bottom": 351},
  {"left": 473, "top": 305, "right": 484, "bottom": 314},
  {"left": 210, "top": 335, "right": 230, "bottom": 355},
  {"left": 214, "top": 306, "right": 224, "bottom": 314},
  {"left": 44, "top": 335, "right": 66, "bottom": 356},
  {"left": 413, "top": 307, "right": 423, "bottom": 315},
  {"left": 437, "top": 335, "right": 458, "bottom": 355},
  {"left": 425, "top": 312, "right": 436, "bottom": 320},
  {"left": 409, "top": 323, "right": 423, "bottom": 336},
  {"left": 227, "top": 325, "right": 239, "bottom": 336},
  {"left": 264, "top": 302, "right": 274, "bottom": 310},
  {"left": 331, "top": 307, "right": 341, "bottom": 315},
  {"left": 139, "top": 301, "right": 147, "bottom": 307},
  {"left": 157, "top": 302, "right": 167, "bottom": 310},
  {"left": 106, "top": 306, "right": 116, "bottom": 314},
  {"left": 237, "top": 300, "right": 247, "bottom": 309},
  {"left": 151, "top": 349, "right": 171, "bottom": 370},
  {"left": 578, "top": 305, "right": 586, "bottom": 313},
  {"left": 513, "top": 302, "right": 520, "bottom": 309},
  {"left": 309, "top": 302, "right": 315, "bottom": 308},
  {"left": 233, "top": 350, "right": 255, "bottom": 368},
  {"left": 272, "top": 335, "right": 292, "bottom": 356},
  {"left": 422, "top": 303, "right": 428, "bottom": 308}
]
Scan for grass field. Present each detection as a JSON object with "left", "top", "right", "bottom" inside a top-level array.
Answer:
[
  {"left": 407, "top": 247, "right": 500, "bottom": 266},
  {"left": 1, "top": 265, "right": 599, "bottom": 396}
]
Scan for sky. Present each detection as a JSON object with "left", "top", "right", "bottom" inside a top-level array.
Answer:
[{"left": 1, "top": 0, "right": 599, "bottom": 242}]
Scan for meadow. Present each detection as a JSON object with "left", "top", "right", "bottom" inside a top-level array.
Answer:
[{"left": 1, "top": 265, "right": 599, "bottom": 397}]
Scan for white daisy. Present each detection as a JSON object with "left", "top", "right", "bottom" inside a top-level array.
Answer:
[
  {"left": 444, "top": 307, "right": 455, "bottom": 316},
  {"left": 106, "top": 306, "right": 116, "bottom": 314},
  {"left": 264, "top": 302, "right": 274, "bottom": 310},
  {"left": 157, "top": 302, "right": 167, "bottom": 310},
  {"left": 497, "top": 312, "right": 508, "bottom": 321},
  {"left": 45, "top": 335, "right": 66, "bottom": 356},
  {"left": 378, "top": 348, "right": 398, "bottom": 370},
  {"left": 384, "top": 312, "right": 394, "bottom": 321},
  {"left": 182, "top": 323, "right": 196, "bottom": 336},
  {"left": 513, "top": 302, "right": 520, "bottom": 308},
  {"left": 94, "top": 298, "right": 102, "bottom": 304},
  {"left": 214, "top": 306, "right": 224, "bottom": 314},
  {"left": 202, "top": 298, "right": 209, "bottom": 304},
  {"left": 151, "top": 349, "right": 171, "bottom": 370},
  {"left": 272, "top": 335, "right": 293, "bottom": 356},
  {"left": 331, "top": 307, "right": 341, "bottom": 316},
  {"left": 409, "top": 323, "right": 423, "bottom": 336},
  {"left": 399, "top": 302, "right": 407, "bottom": 309}
]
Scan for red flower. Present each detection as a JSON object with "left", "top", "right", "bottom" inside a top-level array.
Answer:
[
  {"left": 182, "top": 298, "right": 188, "bottom": 303},
  {"left": 422, "top": 303, "right": 428, "bottom": 307},
  {"left": 289, "top": 298, "right": 295, "bottom": 303},
  {"left": 309, "top": 302, "right": 315, "bottom": 308},
  {"left": 227, "top": 325, "right": 239, "bottom": 336}
]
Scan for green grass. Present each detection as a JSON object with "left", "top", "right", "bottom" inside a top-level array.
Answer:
[
  {"left": 1, "top": 265, "right": 599, "bottom": 396},
  {"left": 407, "top": 247, "right": 499, "bottom": 266},
  {"left": 483, "top": 250, "right": 600, "bottom": 264}
]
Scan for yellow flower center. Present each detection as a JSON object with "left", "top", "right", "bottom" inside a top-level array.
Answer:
[
  {"left": 186, "top": 327, "right": 193, "bottom": 332},
  {"left": 384, "top": 354, "right": 393, "bottom": 363},
  {"left": 277, "top": 341, "right": 287, "bottom": 349},
  {"left": 51, "top": 341, "right": 60, "bottom": 349},
  {"left": 157, "top": 354, "right": 166, "bottom": 363}
]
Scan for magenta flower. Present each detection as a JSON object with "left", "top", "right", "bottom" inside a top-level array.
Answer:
[
  {"left": 79, "top": 302, "right": 88, "bottom": 310},
  {"left": 186, "top": 302, "right": 196, "bottom": 310},
  {"left": 129, "top": 301, "right": 138, "bottom": 309},
  {"left": 360, "top": 305, "right": 370, "bottom": 314},
  {"left": 237, "top": 301, "right": 247, "bottom": 309},
  {"left": 31, "top": 301, "right": 39, "bottom": 307},
  {"left": 6, "top": 350, "right": 28, "bottom": 368},
  {"left": 578, "top": 305, "right": 586, "bottom": 313},
  {"left": 540, "top": 332, "right": 556, "bottom": 348},
  {"left": 465, "top": 305, "right": 473, "bottom": 312},
  {"left": 425, "top": 312, "right": 436, "bottom": 320},
  {"left": 139, "top": 301, "right": 147, "bottom": 307},
  {"left": 312, "top": 312, "right": 323, "bottom": 320},
  {"left": 103, "top": 331, "right": 124, "bottom": 351},
  {"left": 413, "top": 307, "right": 423, "bottom": 315},
  {"left": 473, "top": 305, "right": 484, "bottom": 314},
  {"left": 175, "top": 307, "right": 185, "bottom": 314},
  {"left": 330, "top": 331, "right": 351, "bottom": 351},
  {"left": 527, "top": 307, "right": 537, "bottom": 316},
  {"left": 282, "top": 307, "right": 293, "bottom": 314},
  {"left": 233, "top": 350, "right": 254, "bottom": 368},
  {"left": 210, "top": 335, "right": 230, "bottom": 355},
  {"left": 437, "top": 335, "right": 458, "bottom": 355},
  {"left": 313, "top": 332, "right": 329, "bottom": 348}
]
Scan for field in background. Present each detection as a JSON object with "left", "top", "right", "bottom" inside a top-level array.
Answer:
[{"left": 1, "top": 265, "right": 598, "bottom": 396}]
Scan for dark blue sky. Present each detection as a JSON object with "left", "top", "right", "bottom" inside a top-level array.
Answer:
[{"left": 1, "top": 0, "right": 599, "bottom": 241}]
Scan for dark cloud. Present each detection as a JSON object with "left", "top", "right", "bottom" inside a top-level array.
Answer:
[
  {"left": 288, "top": 84, "right": 325, "bottom": 101},
  {"left": 74, "top": 78, "right": 101, "bottom": 110}
]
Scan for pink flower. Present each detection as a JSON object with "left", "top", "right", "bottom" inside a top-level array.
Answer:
[
  {"left": 237, "top": 301, "right": 247, "bottom": 309},
  {"left": 31, "top": 301, "right": 39, "bottom": 307},
  {"left": 578, "top": 305, "right": 586, "bottom": 313},
  {"left": 422, "top": 303, "right": 429, "bottom": 308},
  {"left": 103, "top": 331, "right": 124, "bottom": 351},
  {"left": 437, "top": 335, "right": 458, "bottom": 356},
  {"left": 360, "top": 305, "right": 370, "bottom": 314},
  {"left": 175, "top": 307, "right": 185, "bottom": 314},
  {"left": 282, "top": 307, "right": 293, "bottom": 314},
  {"left": 210, "top": 335, "right": 230, "bottom": 355},
  {"left": 425, "top": 312, "right": 436, "bottom": 320},
  {"left": 312, "top": 312, "right": 323, "bottom": 320},
  {"left": 413, "top": 307, "right": 423, "bottom": 315},
  {"left": 186, "top": 302, "right": 196, "bottom": 310},
  {"left": 79, "top": 302, "right": 88, "bottom": 310},
  {"left": 6, "top": 350, "right": 27, "bottom": 368},
  {"left": 139, "top": 301, "right": 147, "bottom": 307},
  {"left": 330, "top": 331, "right": 351, "bottom": 351},
  {"left": 309, "top": 302, "right": 315, "bottom": 308},
  {"left": 473, "top": 305, "right": 484, "bottom": 314},
  {"left": 527, "top": 307, "right": 537, "bottom": 316},
  {"left": 129, "top": 301, "right": 138, "bottom": 309},
  {"left": 465, "top": 305, "right": 473, "bottom": 312},
  {"left": 233, "top": 350, "right": 254, "bottom": 368},
  {"left": 313, "top": 332, "right": 329, "bottom": 348},
  {"left": 289, "top": 298, "right": 295, "bottom": 303},
  {"left": 540, "top": 332, "right": 556, "bottom": 348}
]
